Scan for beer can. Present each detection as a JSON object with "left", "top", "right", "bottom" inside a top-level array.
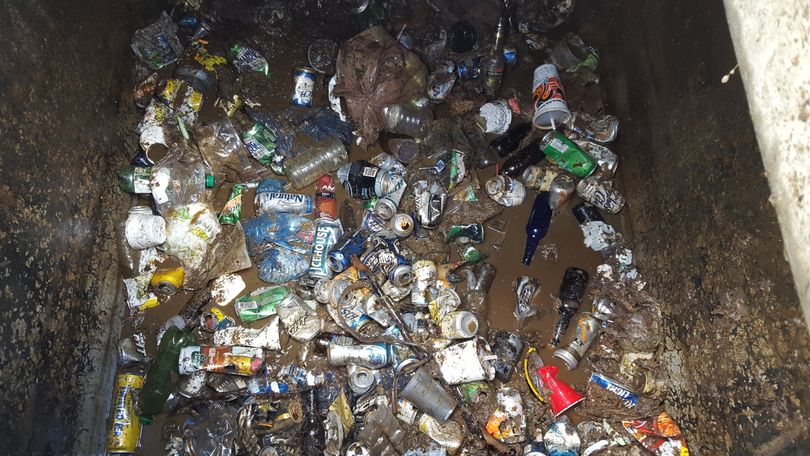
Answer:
[
  {"left": 491, "top": 331, "right": 524, "bottom": 382},
  {"left": 309, "top": 218, "right": 343, "bottom": 280},
  {"left": 522, "top": 164, "right": 560, "bottom": 192},
  {"left": 107, "top": 373, "right": 144, "bottom": 453},
  {"left": 348, "top": 366, "right": 377, "bottom": 395},
  {"left": 486, "top": 175, "right": 526, "bottom": 206},
  {"left": 389, "top": 264, "right": 413, "bottom": 288},
  {"left": 291, "top": 67, "right": 316, "bottom": 107},
  {"left": 589, "top": 372, "right": 639, "bottom": 408},
  {"left": 457, "top": 55, "right": 483, "bottom": 80},
  {"left": 390, "top": 213, "right": 414, "bottom": 238},
  {"left": 327, "top": 231, "right": 366, "bottom": 273},
  {"left": 548, "top": 173, "right": 576, "bottom": 210},
  {"left": 575, "top": 140, "right": 619, "bottom": 180},
  {"left": 327, "top": 343, "right": 392, "bottom": 369},
  {"left": 414, "top": 181, "right": 446, "bottom": 230},
  {"left": 374, "top": 197, "right": 398, "bottom": 220},
  {"left": 532, "top": 64, "right": 571, "bottom": 129},
  {"left": 150, "top": 265, "right": 185, "bottom": 294},
  {"left": 576, "top": 177, "right": 625, "bottom": 214}
]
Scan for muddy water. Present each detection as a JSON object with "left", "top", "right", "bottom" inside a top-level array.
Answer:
[{"left": 127, "top": 5, "right": 618, "bottom": 453}]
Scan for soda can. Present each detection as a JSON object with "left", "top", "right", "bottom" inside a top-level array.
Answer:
[
  {"left": 541, "top": 130, "right": 597, "bottom": 178},
  {"left": 589, "top": 372, "right": 639, "bottom": 408},
  {"left": 576, "top": 177, "right": 625, "bottom": 214},
  {"left": 314, "top": 174, "right": 338, "bottom": 219},
  {"left": 255, "top": 191, "right": 314, "bottom": 215},
  {"left": 440, "top": 311, "right": 479, "bottom": 339},
  {"left": 390, "top": 213, "right": 414, "bottom": 238},
  {"left": 150, "top": 266, "right": 185, "bottom": 294},
  {"left": 291, "top": 67, "right": 316, "bottom": 107},
  {"left": 548, "top": 173, "right": 576, "bottom": 210},
  {"left": 486, "top": 175, "right": 526, "bottom": 206},
  {"left": 503, "top": 45, "right": 518, "bottom": 67},
  {"left": 107, "top": 374, "right": 144, "bottom": 453},
  {"left": 459, "top": 245, "right": 486, "bottom": 263},
  {"left": 491, "top": 331, "right": 524, "bottom": 382},
  {"left": 457, "top": 55, "right": 483, "bottom": 80},
  {"left": 327, "top": 343, "right": 392, "bottom": 369},
  {"left": 309, "top": 218, "right": 343, "bottom": 281},
  {"left": 444, "top": 223, "right": 485, "bottom": 244},
  {"left": 327, "top": 230, "right": 366, "bottom": 273},
  {"left": 348, "top": 366, "right": 377, "bottom": 395},
  {"left": 532, "top": 64, "right": 571, "bottom": 129},
  {"left": 456, "top": 381, "right": 490, "bottom": 404}
]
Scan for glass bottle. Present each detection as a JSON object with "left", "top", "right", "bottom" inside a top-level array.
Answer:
[
  {"left": 522, "top": 191, "right": 553, "bottom": 265},
  {"left": 499, "top": 139, "right": 543, "bottom": 177}
]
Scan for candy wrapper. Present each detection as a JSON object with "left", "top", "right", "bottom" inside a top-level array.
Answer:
[{"left": 622, "top": 412, "right": 689, "bottom": 456}]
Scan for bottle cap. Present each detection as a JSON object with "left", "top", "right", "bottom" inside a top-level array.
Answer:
[{"left": 205, "top": 174, "right": 215, "bottom": 188}]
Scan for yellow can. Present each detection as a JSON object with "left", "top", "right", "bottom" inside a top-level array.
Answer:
[
  {"left": 107, "top": 373, "right": 144, "bottom": 453},
  {"left": 150, "top": 266, "right": 185, "bottom": 295}
]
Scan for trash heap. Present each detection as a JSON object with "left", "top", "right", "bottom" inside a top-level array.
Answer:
[{"left": 111, "top": 2, "right": 689, "bottom": 455}]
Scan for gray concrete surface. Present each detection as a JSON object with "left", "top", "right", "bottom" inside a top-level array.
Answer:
[{"left": 723, "top": 0, "right": 810, "bottom": 333}]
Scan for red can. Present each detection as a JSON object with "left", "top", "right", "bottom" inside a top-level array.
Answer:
[{"left": 314, "top": 174, "right": 337, "bottom": 219}]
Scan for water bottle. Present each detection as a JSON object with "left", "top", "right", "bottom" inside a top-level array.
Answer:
[
  {"left": 382, "top": 103, "right": 433, "bottom": 139},
  {"left": 284, "top": 136, "right": 348, "bottom": 189}
]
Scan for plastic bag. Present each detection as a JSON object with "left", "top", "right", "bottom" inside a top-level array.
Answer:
[
  {"left": 248, "top": 106, "right": 352, "bottom": 160},
  {"left": 195, "top": 119, "right": 264, "bottom": 183},
  {"left": 163, "top": 203, "right": 221, "bottom": 275},
  {"left": 242, "top": 214, "right": 315, "bottom": 256},
  {"left": 183, "top": 403, "right": 238, "bottom": 456},
  {"left": 150, "top": 142, "right": 207, "bottom": 216},
  {"left": 130, "top": 12, "right": 183, "bottom": 69},
  {"left": 333, "top": 26, "right": 427, "bottom": 149}
]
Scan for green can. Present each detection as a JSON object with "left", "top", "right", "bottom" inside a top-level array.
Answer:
[
  {"left": 456, "top": 381, "right": 490, "bottom": 404},
  {"left": 219, "top": 184, "right": 246, "bottom": 225},
  {"left": 234, "top": 286, "right": 291, "bottom": 323},
  {"left": 459, "top": 245, "right": 486, "bottom": 264},
  {"left": 540, "top": 130, "right": 596, "bottom": 178}
]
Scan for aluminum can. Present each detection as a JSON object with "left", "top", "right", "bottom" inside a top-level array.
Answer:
[
  {"left": 389, "top": 264, "right": 413, "bottom": 288},
  {"left": 347, "top": 366, "right": 377, "bottom": 395},
  {"left": 314, "top": 174, "right": 338, "bottom": 219},
  {"left": 374, "top": 197, "right": 398, "bottom": 220},
  {"left": 489, "top": 387, "right": 526, "bottom": 444},
  {"left": 327, "top": 230, "right": 366, "bottom": 273},
  {"left": 548, "top": 173, "right": 576, "bottom": 210},
  {"left": 150, "top": 266, "right": 185, "bottom": 294},
  {"left": 309, "top": 218, "right": 343, "bottom": 280},
  {"left": 457, "top": 55, "right": 483, "bottom": 80},
  {"left": 553, "top": 313, "right": 601, "bottom": 369},
  {"left": 486, "top": 175, "right": 526, "bottom": 206},
  {"left": 360, "top": 209, "right": 386, "bottom": 234},
  {"left": 566, "top": 111, "right": 620, "bottom": 145},
  {"left": 491, "top": 331, "right": 524, "bottom": 382},
  {"left": 541, "top": 130, "right": 597, "bottom": 178},
  {"left": 327, "top": 343, "right": 392, "bottom": 369},
  {"left": 255, "top": 191, "right": 313, "bottom": 215},
  {"left": 572, "top": 201, "right": 604, "bottom": 224},
  {"left": 576, "top": 176, "right": 625, "bottom": 214},
  {"left": 337, "top": 160, "right": 380, "bottom": 199},
  {"left": 107, "top": 374, "right": 144, "bottom": 453},
  {"left": 589, "top": 372, "right": 639, "bottom": 408},
  {"left": 503, "top": 45, "right": 518, "bottom": 67},
  {"left": 575, "top": 140, "right": 619, "bottom": 180},
  {"left": 522, "top": 164, "right": 560, "bottom": 191},
  {"left": 178, "top": 345, "right": 263, "bottom": 376},
  {"left": 414, "top": 181, "right": 446, "bottom": 230},
  {"left": 345, "top": 442, "right": 371, "bottom": 456},
  {"left": 444, "top": 223, "right": 485, "bottom": 244},
  {"left": 456, "top": 381, "right": 489, "bottom": 404},
  {"left": 390, "top": 213, "right": 414, "bottom": 238},
  {"left": 440, "top": 311, "right": 479, "bottom": 339},
  {"left": 291, "top": 67, "right": 316, "bottom": 107},
  {"left": 532, "top": 64, "right": 571, "bottom": 129},
  {"left": 523, "top": 436, "right": 550, "bottom": 456}
]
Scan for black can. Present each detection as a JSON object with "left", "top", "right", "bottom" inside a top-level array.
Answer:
[
  {"left": 491, "top": 331, "right": 524, "bottom": 382},
  {"left": 337, "top": 160, "right": 380, "bottom": 200}
]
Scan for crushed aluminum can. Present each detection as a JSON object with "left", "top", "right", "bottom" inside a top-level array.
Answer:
[
  {"left": 428, "top": 288, "right": 462, "bottom": 323},
  {"left": 390, "top": 213, "right": 415, "bottom": 238},
  {"left": 276, "top": 292, "right": 321, "bottom": 342},
  {"left": 389, "top": 264, "right": 413, "bottom": 288},
  {"left": 347, "top": 365, "right": 377, "bottom": 395},
  {"left": 414, "top": 181, "right": 446, "bottom": 230},
  {"left": 327, "top": 231, "right": 366, "bottom": 273},
  {"left": 457, "top": 55, "right": 483, "bottom": 80},
  {"left": 345, "top": 442, "right": 370, "bottom": 456},
  {"left": 396, "top": 398, "right": 420, "bottom": 425},
  {"left": 328, "top": 75, "right": 348, "bottom": 122},
  {"left": 544, "top": 420, "right": 581, "bottom": 456},
  {"left": 456, "top": 381, "right": 489, "bottom": 405},
  {"left": 201, "top": 307, "right": 236, "bottom": 332},
  {"left": 522, "top": 164, "right": 560, "bottom": 192},
  {"left": 478, "top": 100, "right": 512, "bottom": 135},
  {"left": 491, "top": 331, "right": 524, "bottom": 382},
  {"left": 566, "top": 111, "right": 620, "bottom": 145},
  {"left": 444, "top": 223, "right": 485, "bottom": 244},
  {"left": 485, "top": 387, "right": 526, "bottom": 444},
  {"left": 548, "top": 173, "right": 576, "bottom": 210},
  {"left": 440, "top": 311, "right": 479, "bottom": 339},
  {"left": 503, "top": 45, "right": 518, "bottom": 67},
  {"left": 118, "top": 338, "right": 146, "bottom": 367},
  {"left": 575, "top": 140, "right": 619, "bottom": 181},
  {"left": 486, "top": 175, "right": 526, "bottom": 207},
  {"left": 589, "top": 372, "right": 639, "bottom": 408},
  {"left": 576, "top": 177, "right": 625, "bottom": 214},
  {"left": 459, "top": 245, "right": 486, "bottom": 264},
  {"left": 213, "top": 318, "right": 281, "bottom": 350},
  {"left": 309, "top": 218, "right": 343, "bottom": 281},
  {"left": 428, "top": 69, "right": 457, "bottom": 101},
  {"left": 291, "top": 67, "right": 316, "bottom": 107},
  {"left": 435, "top": 338, "right": 496, "bottom": 385},
  {"left": 523, "top": 433, "right": 550, "bottom": 456},
  {"left": 177, "top": 370, "right": 208, "bottom": 398},
  {"left": 513, "top": 276, "right": 541, "bottom": 323}
]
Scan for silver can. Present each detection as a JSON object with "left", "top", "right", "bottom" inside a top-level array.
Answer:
[
  {"left": 486, "top": 175, "right": 526, "bottom": 206},
  {"left": 347, "top": 366, "right": 377, "bottom": 395},
  {"left": 390, "top": 213, "right": 414, "bottom": 238},
  {"left": 373, "top": 197, "right": 398, "bottom": 220},
  {"left": 522, "top": 164, "right": 560, "bottom": 192},
  {"left": 575, "top": 140, "right": 619, "bottom": 180},
  {"left": 576, "top": 177, "right": 625, "bottom": 214},
  {"left": 291, "top": 67, "right": 316, "bottom": 107},
  {"left": 548, "top": 174, "right": 576, "bottom": 210},
  {"left": 440, "top": 311, "right": 479, "bottom": 339},
  {"left": 389, "top": 264, "right": 413, "bottom": 288},
  {"left": 327, "top": 343, "right": 392, "bottom": 369}
]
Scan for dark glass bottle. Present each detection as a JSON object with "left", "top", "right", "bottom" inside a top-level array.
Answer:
[
  {"left": 522, "top": 192, "right": 553, "bottom": 265},
  {"left": 550, "top": 267, "right": 589, "bottom": 345},
  {"left": 499, "top": 140, "right": 543, "bottom": 177},
  {"left": 489, "top": 123, "right": 532, "bottom": 157},
  {"left": 138, "top": 327, "right": 195, "bottom": 423},
  {"left": 301, "top": 388, "right": 325, "bottom": 454}
]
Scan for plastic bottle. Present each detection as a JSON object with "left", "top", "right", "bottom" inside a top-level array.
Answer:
[
  {"left": 489, "top": 123, "right": 532, "bottom": 157},
  {"left": 382, "top": 103, "right": 433, "bottom": 139},
  {"left": 284, "top": 136, "right": 348, "bottom": 189},
  {"left": 138, "top": 326, "right": 195, "bottom": 423},
  {"left": 499, "top": 139, "right": 543, "bottom": 177},
  {"left": 522, "top": 192, "right": 553, "bottom": 265}
]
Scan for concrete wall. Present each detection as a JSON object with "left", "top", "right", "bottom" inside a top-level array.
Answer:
[
  {"left": 0, "top": 1, "right": 158, "bottom": 453},
  {"left": 578, "top": 0, "right": 810, "bottom": 453}
]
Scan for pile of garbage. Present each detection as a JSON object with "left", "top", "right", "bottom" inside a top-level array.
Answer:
[{"left": 111, "top": 1, "right": 689, "bottom": 455}]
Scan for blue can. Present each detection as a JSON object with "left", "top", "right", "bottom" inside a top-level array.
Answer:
[
  {"left": 457, "top": 56, "right": 483, "bottom": 80},
  {"left": 309, "top": 218, "right": 343, "bottom": 280},
  {"left": 503, "top": 45, "right": 518, "bottom": 67},
  {"left": 327, "top": 230, "right": 367, "bottom": 273},
  {"left": 589, "top": 372, "right": 639, "bottom": 408},
  {"left": 291, "top": 67, "right": 316, "bottom": 107}
]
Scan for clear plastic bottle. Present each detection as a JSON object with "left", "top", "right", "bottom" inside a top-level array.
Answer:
[
  {"left": 284, "top": 136, "right": 348, "bottom": 189},
  {"left": 382, "top": 103, "right": 433, "bottom": 139}
]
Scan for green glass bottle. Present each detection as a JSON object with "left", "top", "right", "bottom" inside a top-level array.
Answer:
[
  {"left": 138, "top": 326, "right": 195, "bottom": 424},
  {"left": 540, "top": 130, "right": 597, "bottom": 178},
  {"left": 117, "top": 165, "right": 153, "bottom": 194}
]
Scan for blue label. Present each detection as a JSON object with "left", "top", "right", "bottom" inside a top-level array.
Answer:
[{"left": 589, "top": 372, "right": 638, "bottom": 408}]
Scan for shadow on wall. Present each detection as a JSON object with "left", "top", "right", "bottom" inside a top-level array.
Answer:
[{"left": 577, "top": 0, "right": 810, "bottom": 454}]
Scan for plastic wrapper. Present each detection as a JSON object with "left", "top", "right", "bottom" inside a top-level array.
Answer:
[
  {"left": 243, "top": 214, "right": 314, "bottom": 283},
  {"left": 248, "top": 107, "right": 352, "bottom": 161},
  {"left": 163, "top": 202, "right": 222, "bottom": 281},
  {"left": 622, "top": 412, "right": 689, "bottom": 456},
  {"left": 256, "top": 248, "right": 310, "bottom": 283},
  {"left": 183, "top": 403, "right": 238, "bottom": 456},
  {"left": 130, "top": 12, "right": 183, "bottom": 69},
  {"left": 195, "top": 119, "right": 263, "bottom": 183},
  {"left": 333, "top": 26, "right": 427, "bottom": 148},
  {"left": 150, "top": 142, "right": 207, "bottom": 216}
]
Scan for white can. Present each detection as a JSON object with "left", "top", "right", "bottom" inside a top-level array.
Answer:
[
  {"left": 576, "top": 177, "right": 626, "bottom": 214},
  {"left": 532, "top": 64, "right": 571, "bottom": 129},
  {"left": 485, "top": 175, "right": 526, "bottom": 206},
  {"left": 440, "top": 311, "right": 479, "bottom": 339},
  {"left": 124, "top": 206, "right": 166, "bottom": 249},
  {"left": 435, "top": 338, "right": 496, "bottom": 385}
]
